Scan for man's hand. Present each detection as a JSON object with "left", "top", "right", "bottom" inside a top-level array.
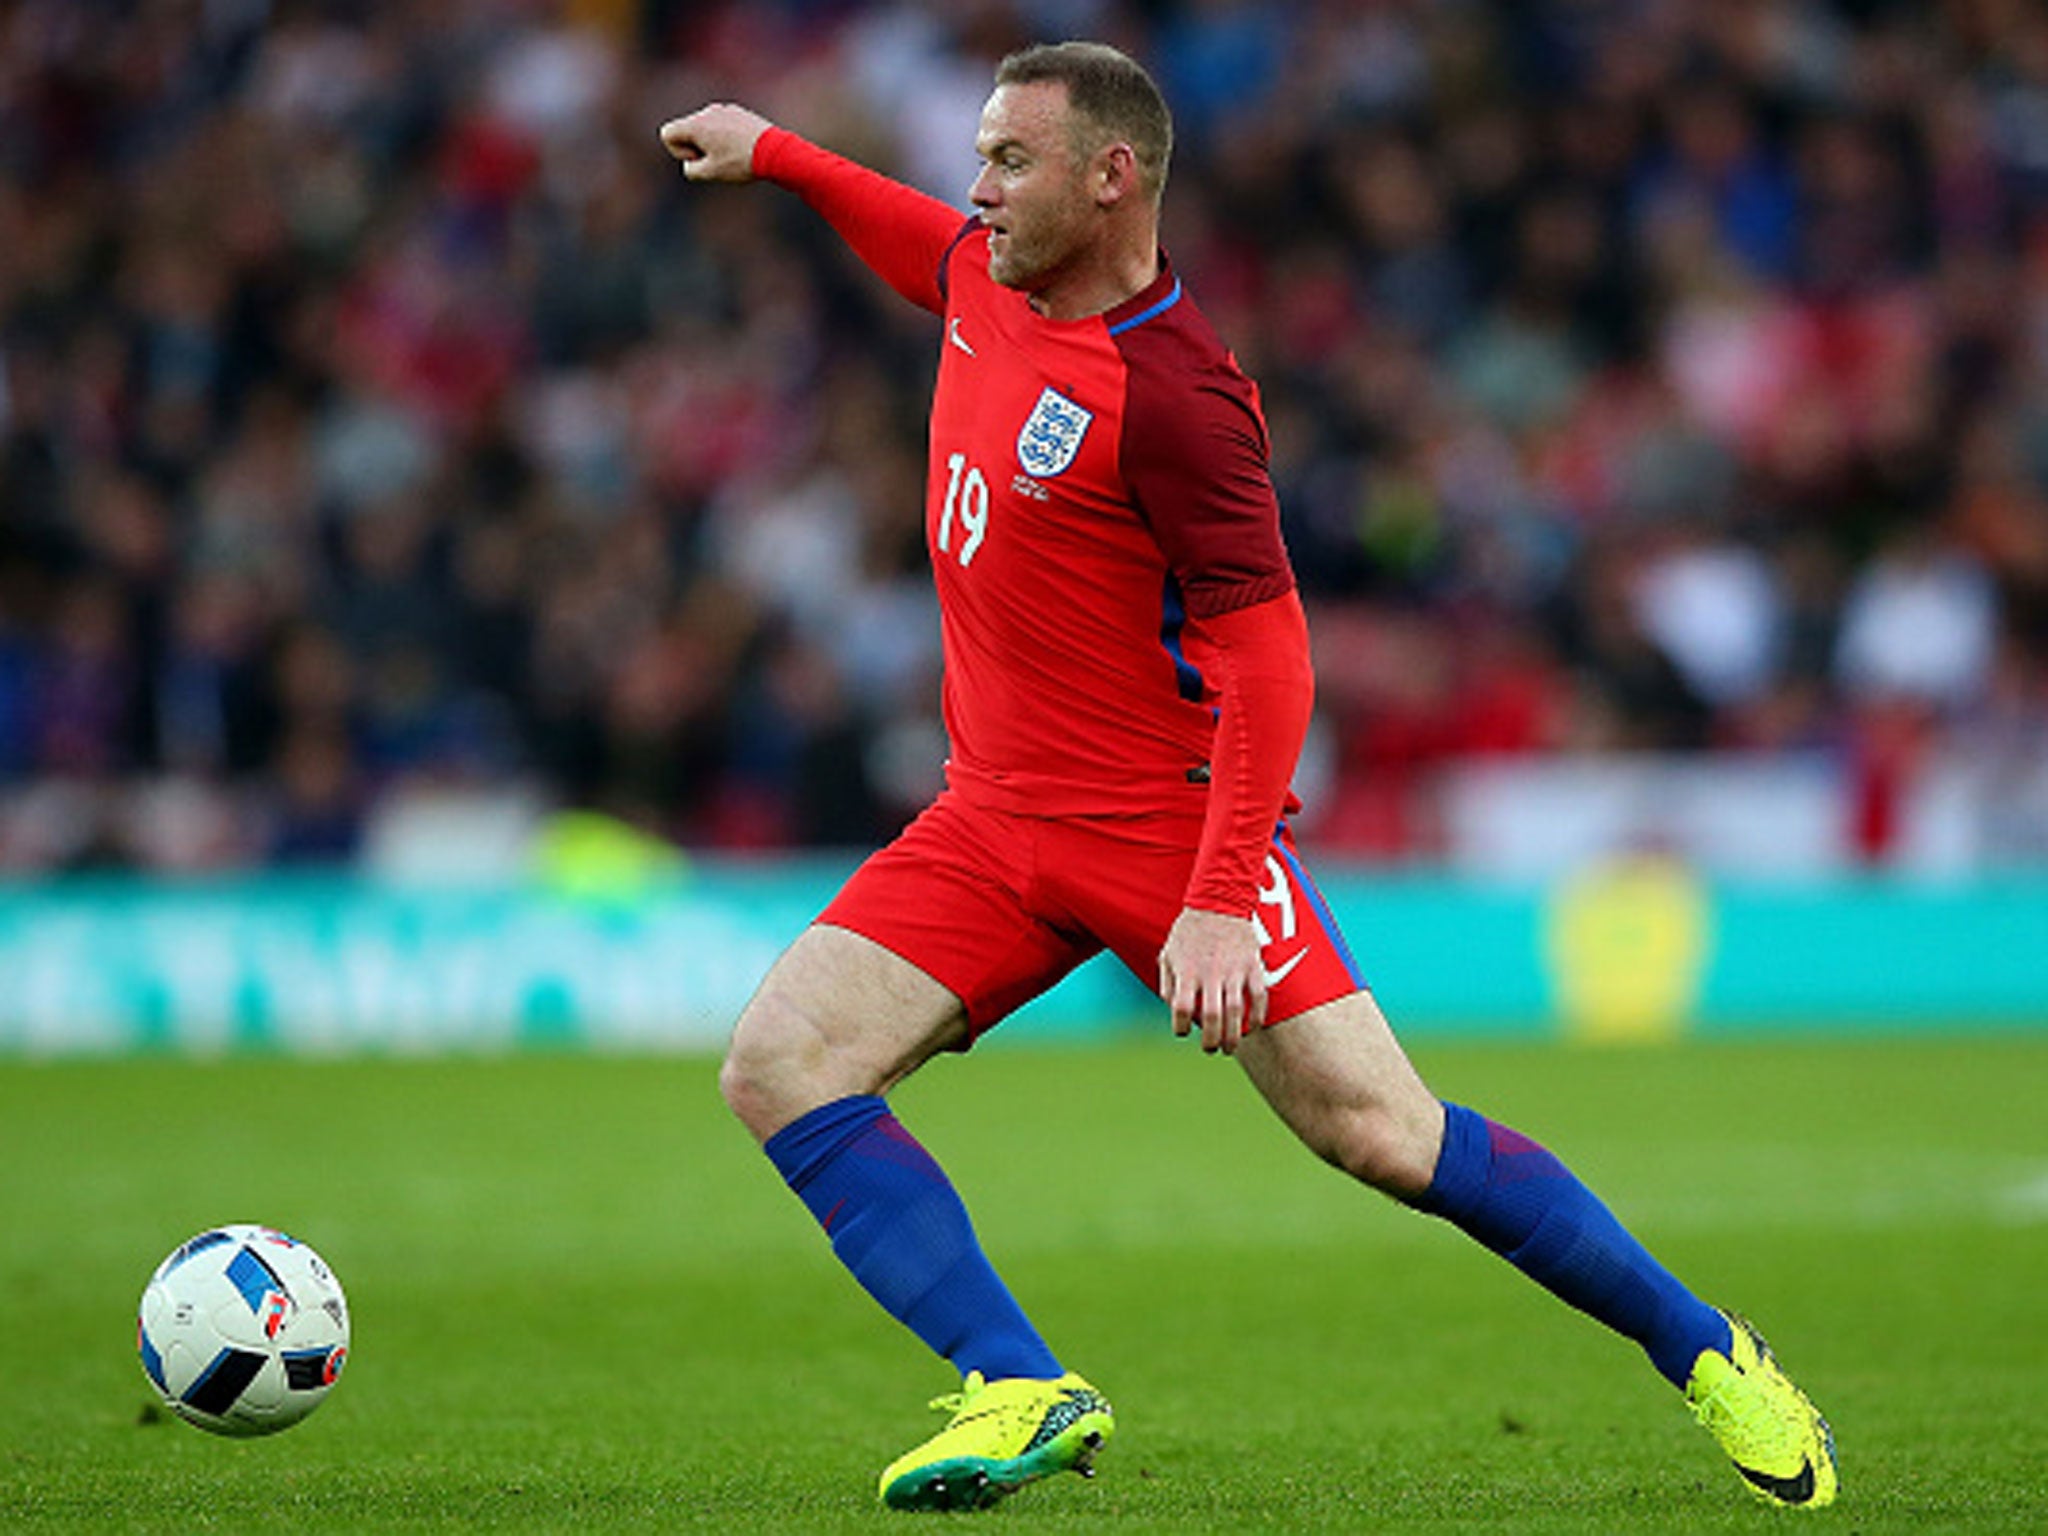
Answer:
[
  {"left": 658, "top": 104, "right": 774, "bottom": 182},
  {"left": 1158, "top": 907, "right": 1268, "bottom": 1056}
]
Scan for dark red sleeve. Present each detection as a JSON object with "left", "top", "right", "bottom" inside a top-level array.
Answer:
[
  {"left": 1115, "top": 309, "right": 1305, "bottom": 913},
  {"left": 1182, "top": 590, "right": 1315, "bottom": 917},
  {"left": 1119, "top": 349, "right": 1295, "bottom": 619},
  {"left": 752, "top": 127, "right": 966, "bottom": 316}
]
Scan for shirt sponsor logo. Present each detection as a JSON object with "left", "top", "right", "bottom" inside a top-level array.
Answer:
[{"left": 1016, "top": 387, "right": 1093, "bottom": 478}]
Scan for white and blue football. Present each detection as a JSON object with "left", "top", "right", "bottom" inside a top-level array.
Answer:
[{"left": 137, "top": 1224, "right": 350, "bottom": 1437}]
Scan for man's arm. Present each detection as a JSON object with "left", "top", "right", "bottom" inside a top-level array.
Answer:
[
  {"left": 1157, "top": 591, "right": 1315, "bottom": 1054},
  {"left": 1119, "top": 348, "right": 1309, "bottom": 1054},
  {"left": 660, "top": 105, "right": 965, "bottom": 316},
  {"left": 1182, "top": 591, "right": 1315, "bottom": 917}
]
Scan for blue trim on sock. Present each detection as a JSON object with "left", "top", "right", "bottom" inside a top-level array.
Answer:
[
  {"left": 762, "top": 1096, "right": 1062, "bottom": 1381},
  {"left": 1421, "top": 1102, "right": 1730, "bottom": 1386}
]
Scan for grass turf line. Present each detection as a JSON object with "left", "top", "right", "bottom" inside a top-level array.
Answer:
[{"left": 1, "top": 1034, "right": 2044, "bottom": 1532}]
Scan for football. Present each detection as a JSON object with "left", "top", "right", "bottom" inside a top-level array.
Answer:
[{"left": 137, "top": 1224, "right": 350, "bottom": 1437}]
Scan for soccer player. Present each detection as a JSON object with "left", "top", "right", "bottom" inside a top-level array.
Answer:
[{"left": 659, "top": 41, "right": 1837, "bottom": 1514}]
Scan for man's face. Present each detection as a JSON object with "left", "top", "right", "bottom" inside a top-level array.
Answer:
[{"left": 970, "top": 81, "right": 1097, "bottom": 292}]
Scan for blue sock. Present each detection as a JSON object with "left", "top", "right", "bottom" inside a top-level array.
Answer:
[
  {"left": 1415, "top": 1102, "right": 1732, "bottom": 1387},
  {"left": 763, "top": 1095, "right": 1062, "bottom": 1381}
]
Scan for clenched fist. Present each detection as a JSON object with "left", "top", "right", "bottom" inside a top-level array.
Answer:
[{"left": 658, "top": 103, "right": 774, "bottom": 182}]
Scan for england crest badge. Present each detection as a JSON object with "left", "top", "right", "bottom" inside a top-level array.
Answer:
[{"left": 1016, "top": 387, "right": 1094, "bottom": 478}]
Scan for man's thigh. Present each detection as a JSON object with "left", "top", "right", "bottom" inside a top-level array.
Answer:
[
  {"left": 729, "top": 922, "right": 972, "bottom": 1130},
  {"left": 1234, "top": 988, "right": 1444, "bottom": 1196},
  {"left": 815, "top": 794, "right": 1097, "bottom": 1036}
]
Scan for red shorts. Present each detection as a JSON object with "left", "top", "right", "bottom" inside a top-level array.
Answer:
[{"left": 818, "top": 790, "right": 1367, "bottom": 1038}]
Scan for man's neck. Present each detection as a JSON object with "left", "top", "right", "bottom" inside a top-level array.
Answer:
[{"left": 1029, "top": 239, "right": 1161, "bottom": 321}]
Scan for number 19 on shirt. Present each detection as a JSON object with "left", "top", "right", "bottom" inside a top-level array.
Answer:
[{"left": 939, "top": 451, "right": 990, "bottom": 567}]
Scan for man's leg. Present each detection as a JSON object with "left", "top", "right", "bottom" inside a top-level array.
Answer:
[
  {"left": 1235, "top": 992, "right": 1835, "bottom": 1506},
  {"left": 721, "top": 922, "right": 1112, "bottom": 1510},
  {"left": 722, "top": 923, "right": 1060, "bottom": 1381},
  {"left": 1236, "top": 991, "right": 1729, "bottom": 1375}
]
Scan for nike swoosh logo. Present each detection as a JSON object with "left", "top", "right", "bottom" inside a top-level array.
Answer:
[
  {"left": 1262, "top": 948, "right": 1309, "bottom": 988},
  {"left": 1737, "top": 1458, "right": 1816, "bottom": 1504},
  {"left": 948, "top": 317, "right": 976, "bottom": 356}
]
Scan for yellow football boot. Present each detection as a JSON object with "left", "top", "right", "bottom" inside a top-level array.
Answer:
[
  {"left": 878, "top": 1370, "right": 1113, "bottom": 1512},
  {"left": 1686, "top": 1311, "right": 1838, "bottom": 1507}
]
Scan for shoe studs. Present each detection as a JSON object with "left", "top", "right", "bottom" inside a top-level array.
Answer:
[
  {"left": 1075, "top": 1430, "right": 1104, "bottom": 1478},
  {"left": 923, "top": 1469, "right": 994, "bottom": 1511}
]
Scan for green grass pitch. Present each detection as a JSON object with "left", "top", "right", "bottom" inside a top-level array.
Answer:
[{"left": 2, "top": 1032, "right": 2044, "bottom": 1532}]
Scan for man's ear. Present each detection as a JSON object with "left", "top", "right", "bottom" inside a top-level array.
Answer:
[{"left": 1095, "top": 141, "right": 1141, "bottom": 208}]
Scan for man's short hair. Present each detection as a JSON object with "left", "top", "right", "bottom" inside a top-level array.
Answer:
[{"left": 995, "top": 41, "right": 1173, "bottom": 200}]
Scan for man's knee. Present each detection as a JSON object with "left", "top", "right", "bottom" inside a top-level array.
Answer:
[
  {"left": 1314, "top": 1099, "right": 1443, "bottom": 1200},
  {"left": 1238, "top": 995, "right": 1446, "bottom": 1199},
  {"left": 719, "top": 988, "right": 828, "bottom": 1142},
  {"left": 718, "top": 923, "right": 969, "bottom": 1143},
  {"left": 715, "top": 1032, "right": 769, "bottom": 1139}
]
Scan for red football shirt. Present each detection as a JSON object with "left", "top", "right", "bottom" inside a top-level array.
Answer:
[{"left": 754, "top": 129, "right": 1312, "bottom": 916}]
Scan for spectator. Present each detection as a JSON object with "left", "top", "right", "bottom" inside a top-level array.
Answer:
[{"left": 2, "top": 1, "right": 2048, "bottom": 869}]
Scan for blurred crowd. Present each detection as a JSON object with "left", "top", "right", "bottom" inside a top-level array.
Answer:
[{"left": 4, "top": 0, "right": 2048, "bottom": 872}]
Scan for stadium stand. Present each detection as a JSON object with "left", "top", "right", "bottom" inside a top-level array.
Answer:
[{"left": 2, "top": 0, "right": 2045, "bottom": 872}]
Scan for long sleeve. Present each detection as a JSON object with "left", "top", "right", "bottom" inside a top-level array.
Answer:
[
  {"left": 752, "top": 127, "right": 970, "bottom": 316},
  {"left": 1181, "top": 590, "right": 1315, "bottom": 917},
  {"left": 1109, "top": 274, "right": 1307, "bottom": 915}
]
